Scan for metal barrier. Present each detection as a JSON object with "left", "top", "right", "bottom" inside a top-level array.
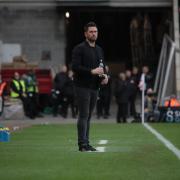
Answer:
[{"left": 154, "top": 34, "right": 180, "bottom": 106}]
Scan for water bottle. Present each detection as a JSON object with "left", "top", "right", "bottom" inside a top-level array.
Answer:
[
  {"left": 99, "top": 59, "right": 104, "bottom": 68},
  {"left": 0, "top": 127, "right": 10, "bottom": 142},
  {"left": 99, "top": 59, "right": 105, "bottom": 79}
]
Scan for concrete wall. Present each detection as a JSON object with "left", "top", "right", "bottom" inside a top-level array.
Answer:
[{"left": 0, "top": 7, "right": 66, "bottom": 71}]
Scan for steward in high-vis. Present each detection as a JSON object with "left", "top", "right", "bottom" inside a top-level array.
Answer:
[
  {"left": 26, "top": 70, "right": 42, "bottom": 119},
  {"left": 10, "top": 72, "right": 23, "bottom": 98},
  {"left": 10, "top": 72, "right": 29, "bottom": 117}
]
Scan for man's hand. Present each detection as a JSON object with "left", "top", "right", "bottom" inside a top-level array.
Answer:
[
  {"left": 101, "top": 74, "right": 108, "bottom": 85},
  {"left": 91, "top": 67, "right": 104, "bottom": 75}
]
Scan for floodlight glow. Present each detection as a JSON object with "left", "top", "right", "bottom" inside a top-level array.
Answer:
[{"left": 65, "top": 12, "right": 70, "bottom": 18}]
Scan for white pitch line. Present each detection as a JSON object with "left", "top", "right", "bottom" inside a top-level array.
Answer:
[
  {"left": 94, "top": 140, "right": 108, "bottom": 152},
  {"left": 96, "top": 147, "right": 106, "bottom": 152},
  {"left": 98, "top": 140, "right": 108, "bottom": 145},
  {"left": 143, "top": 123, "right": 180, "bottom": 160}
]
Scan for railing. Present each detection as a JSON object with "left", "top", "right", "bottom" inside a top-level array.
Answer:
[{"left": 154, "top": 34, "right": 180, "bottom": 106}]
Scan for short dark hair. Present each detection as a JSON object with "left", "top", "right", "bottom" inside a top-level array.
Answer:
[{"left": 84, "top": 22, "right": 97, "bottom": 32}]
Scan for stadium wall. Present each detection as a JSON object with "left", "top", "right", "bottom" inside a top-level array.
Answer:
[{"left": 0, "top": 7, "right": 66, "bottom": 70}]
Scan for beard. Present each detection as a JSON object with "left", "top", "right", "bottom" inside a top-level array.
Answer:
[
  {"left": 87, "top": 35, "right": 97, "bottom": 43},
  {"left": 88, "top": 39, "right": 96, "bottom": 43}
]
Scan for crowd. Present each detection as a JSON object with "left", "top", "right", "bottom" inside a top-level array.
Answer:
[
  {"left": 114, "top": 65, "right": 154, "bottom": 123},
  {"left": 1, "top": 70, "right": 43, "bottom": 119},
  {"left": 51, "top": 64, "right": 155, "bottom": 123},
  {"left": 52, "top": 65, "right": 78, "bottom": 118},
  {"left": 1, "top": 64, "right": 179, "bottom": 122}
]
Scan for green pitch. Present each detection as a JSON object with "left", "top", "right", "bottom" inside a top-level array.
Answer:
[{"left": 0, "top": 123, "right": 180, "bottom": 180}]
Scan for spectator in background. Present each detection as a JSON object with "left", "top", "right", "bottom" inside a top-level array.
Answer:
[
  {"left": 132, "top": 66, "right": 140, "bottom": 87},
  {"left": 144, "top": 88, "right": 159, "bottom": 122},
  {"left": 10, "top": 72, "right": 22, "bottom": 99},
  {"left": 63, "top": 70, "right": 78, "bottom": 118},
  {"left": 26, "top": 70, "right": 42, "bottom": 119},
  {"left": 51, "top": 88, "right": 60, "bottom": 117},
  {"left": 96, "top": 65, "right": 111, "bottom": 119},
  {"left": 53, "top": 65, "right": 69, "bottom": 118},
  {"left": 125, "top": 70, "right": 137, "bottom": 118},
  {"left": 114, "top": 73, "right": 129, "bottom": 123},
  {"left": 140, "top": 66, "right": 154, "bottom": 92},
  {"left": 10, "top": 72, "right": 29, "bottom": 118},
  {"left": 131, "top": 66, "right": 140, "bottom": 116}
]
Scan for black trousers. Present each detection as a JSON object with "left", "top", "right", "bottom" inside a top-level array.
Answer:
[
  {"left": 117, "top": 102, "right": 128, "bottom": 123},
  {"left": 20, "top": 96, "right": 29, "bottom": 116},
  {"left": 129, "top": 94, "right": 137, "bottom": 117},
  {"left": 26, "top": 93, "right": 38, "bottom": 119},
  {"left": 97, "top": 93, "right": 110, "bottom": 117},
  {"left": 0, "top": 96, "right": 4, "bottom": 115},
  {"left": 65, "top": 95, "right": 78, "bottom": 118},
  {"left": 75, "top": 86, "right": 98, "bottom": 146},
  {"left": 52, "top": 93, "right": 67, "bottom": 117}
]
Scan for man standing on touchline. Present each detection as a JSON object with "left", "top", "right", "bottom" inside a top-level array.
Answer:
[{"left": 72, "top": 22, "right": 108, "bottom": 152}]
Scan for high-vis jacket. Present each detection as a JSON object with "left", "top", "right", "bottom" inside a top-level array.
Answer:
[
  {"left": 20, "top": 80, "right": 26, "bottom": 93},
  {"left": 10, "top": 80, "right": 21, "bottom": 98},
  {"left": 27, "top": 77, "right": 38, "bottom": 93},
  {"left": 164, "top": 98, "right": 180, "bottom": 107}
]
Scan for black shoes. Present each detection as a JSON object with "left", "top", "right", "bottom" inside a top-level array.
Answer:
[
  {"left": 79, "top": 144, "right": 97, "bottom": 152},
  {"left": 79, "top": 146, "right": 89, "bottom": 152},
  {"left": 87, "top": 145, "right": 97, "bottom": 151}
]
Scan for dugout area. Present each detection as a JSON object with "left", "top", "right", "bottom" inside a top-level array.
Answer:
[{"left": 63, "top": 7, "right": 172, "bottom": 75}]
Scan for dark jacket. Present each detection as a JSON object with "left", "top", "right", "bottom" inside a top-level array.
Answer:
[
  {"left": 72, "top": 41, "right": 105, "bottom": 90},
  {"left": 145, "top": 73, "right": 154, "bottom": 90},
  {"left": 126, "top": 77, "right": 138, "bottom": 98},
  {"left": 115, "top": 79, "right": 129, "bottom": 103},
  {"left": 54, "top": 72, "right": 69, "bottom": 93},
  {"left": 63, "top": 76, "right": 75, "bottom": 97}
]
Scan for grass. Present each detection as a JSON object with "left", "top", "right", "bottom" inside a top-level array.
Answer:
[
  {"left": 151, "top": 123, "right": 180, "bottom": 149},
  {"left": 0, "top": 123, "right": 180, "bottom": 180}
]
